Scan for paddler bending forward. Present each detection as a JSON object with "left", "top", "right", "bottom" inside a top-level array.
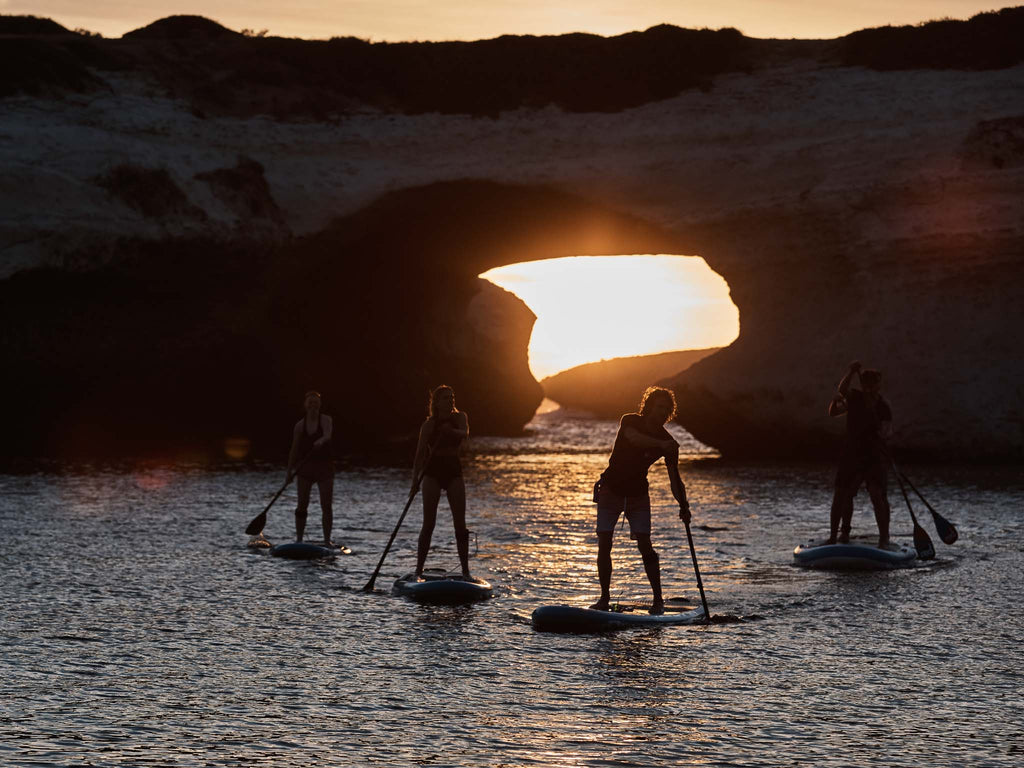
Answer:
[
  {"left": 411, "top": 385, "right": 471, "bottom": 578},
  {"left": 592, "top": 386, "right": 690, "bottom": 615}
]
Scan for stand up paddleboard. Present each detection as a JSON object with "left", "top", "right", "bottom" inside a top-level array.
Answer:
[
  {"left": 392, "top": 569, "right": 493, "bottom": 604},
  {"left": 793, "top": 539, "right": 916, "bottom": 570},
  {"left": 269, "top": 541, "right": 353, "bottom": 560},
  {"left": 532, "top": 599, "right": 706, "bottom": 633}
]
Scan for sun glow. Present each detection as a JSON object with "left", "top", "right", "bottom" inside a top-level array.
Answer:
[{"left": 480, "top": 255, "right": 739, "bottom": 379}]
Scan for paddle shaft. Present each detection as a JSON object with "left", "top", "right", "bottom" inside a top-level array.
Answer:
[
  {"left": 890, "top": 460, "right": 935, "bottom": 559},
  {"left": 244, "top": 450, "right": 316, "bottom": 535},
  {"left": 887, "top": 455, "right": 959, "bottom": 545},
  {"left": 684, "top": 520, "right": 712, "bottom": 622},
  {"left": 363, "top": 441, "right": 437, "bottom": 592}
]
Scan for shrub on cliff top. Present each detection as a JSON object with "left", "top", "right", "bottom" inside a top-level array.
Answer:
[
  {"left": 122, "top": 15, "right": 240, "bottom": 40},
  {"left": 839, "top": 7, "right": 1024, "bottom": 70},
  {"left": 147, "top": 22, "right": 750, "bottom": 118},
  {"left": 0, "top": 37, "right": 104, "bottom": 97},
  {"left": 0, "top": 15, "right": 71, "bottom": 35}
]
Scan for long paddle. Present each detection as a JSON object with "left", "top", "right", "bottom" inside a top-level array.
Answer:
[
  {"left": 890, "top": 462, "right": 959, "bottom": 545},
  {"left": 683, "top": 519, "right": 712, "bottom": 623},
  {"left": 890, "top": 462, "right": 935, "bottom": 560},
  {"left": 244, "top": 451, "right": 313, "bottom": 536},
  {"left": 362, "top": 442, "right": 436, "bottom": 592}
]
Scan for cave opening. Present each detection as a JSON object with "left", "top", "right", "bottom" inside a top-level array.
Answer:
[{"left": 480, "top": 253, "right": 740, "bottom": 382}]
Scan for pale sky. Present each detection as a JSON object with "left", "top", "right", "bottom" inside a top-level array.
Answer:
[{"left": 2, "top": 1, "right": 1010, "bottom": 41}]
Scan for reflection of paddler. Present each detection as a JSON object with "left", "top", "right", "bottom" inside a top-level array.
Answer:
[
  {"left": 286, "top": 390, "right": 335, "bottom": 545},
  {"left": 411, "top": 385, "right": 471, "bottom": 578},
  {"left": 591, "top": 386, "right": 691, "bottom": 616}
]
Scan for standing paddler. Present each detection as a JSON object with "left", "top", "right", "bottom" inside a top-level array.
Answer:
[
  {"left": 411, "top": 385, "right": 472, "bottom": 579},
  {"left": 286, "top": 390, "right": 335, "bottom": 545},
  {"left": 591, "top": 386, "right": 691, "bottom": 615},
  {"left": 826, "top": 361, "right": 892, "bottom": 546}
]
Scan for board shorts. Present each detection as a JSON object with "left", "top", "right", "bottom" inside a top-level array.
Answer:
[
  {"left": 596, "top": 485, "right": 652, "bottom": 539},
  {"left": 424, "top": 454, "right": 463, "bottom": 491}
]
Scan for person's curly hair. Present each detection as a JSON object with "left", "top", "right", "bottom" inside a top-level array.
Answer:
[
  {"left": 638, "top": 386, "right": 677, "bottom": 422},
  {"left": 428, "top": 385, "right": 456, "bottom": 419}
]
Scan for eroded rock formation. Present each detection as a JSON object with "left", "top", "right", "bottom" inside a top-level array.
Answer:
[
  {"left": 2, "top": 12, "right": 1023, "bottom": 459},
  {"left": 542, "top": 349, "right": 721, "bottom": 419}
]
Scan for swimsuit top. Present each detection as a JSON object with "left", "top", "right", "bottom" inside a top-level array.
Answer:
[{"left": 298, "top": 415, "right": 331, "bottom": 466}]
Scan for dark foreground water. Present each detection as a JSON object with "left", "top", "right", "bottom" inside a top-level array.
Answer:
[{"left": 2, "top": 408, "right": 1022, "bottom": 767}]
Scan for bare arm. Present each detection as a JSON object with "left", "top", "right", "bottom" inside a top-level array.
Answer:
[
  {"left": 315, "top": 415, "right": 333, "bottom": 447},
  {"left": 286, "top": 421, "right": 302, "bottom": 477},
  {"left": 411, "top": 420, "right": 433, "bottom": 489},
  {"left": 436, "top": 411, "right": 469, "bottom": 441},
  {"left": 664, "top": 447, "right": 691, "bottom": 523},
  {"left": 828, "top": 361, "right": 861, "bottom": 417}
]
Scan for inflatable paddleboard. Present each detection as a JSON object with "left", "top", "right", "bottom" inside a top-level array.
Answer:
[
  {"left": 793, "top": 539, "right": 916, "bottom": 570},
  {"left": 392, "top": 569, "right": 493, "bottom": 604},
  {"left": 269, "top": 541, "right": 352, "bottom": 560},
  {"left": 532, "top": 599, "right": 706, "bottom": 633}
]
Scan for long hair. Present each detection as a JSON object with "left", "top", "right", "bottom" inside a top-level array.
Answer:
[
  {"left": 638, "top": 386, "right": 677, "bottom": 422},
  {"left": 428, "top": 385, "right": 455, "bottom": 419}
]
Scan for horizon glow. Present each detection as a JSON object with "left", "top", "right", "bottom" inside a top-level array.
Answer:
[
  {"left": 3, "top": 2, "right": 1009, "bottom": 42},
  {"left": 480, "top": 255, "right": 740, "bottom": 380}
]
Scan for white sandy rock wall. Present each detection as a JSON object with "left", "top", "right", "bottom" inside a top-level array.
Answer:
[{"left": 2, "top": 63, "right": 1022, "bottom": 457}]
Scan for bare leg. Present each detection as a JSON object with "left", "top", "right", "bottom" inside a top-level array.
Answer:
[
  {"left": 317, "top": 472, "right": 335, "bottom": 544},
  {"left": 636, "top": 535, "right": 663, "bottom": 613},
  {"left": 295, "top": 475, "right": 313, "bottom": 542},
  {"left": 866, "top": 463, "right": 891, "bottom": 547},
  {"left": 593, "top": 531, "right": 614, "bottom": 609},
  {"left": 447, "top": 477, "right": 470, "bottom": 577},
  {"left": 830, "top": 463, "right": 859, "bottom": 544},
  {"left": 417, "top": 477, "right": 441, "bottom": 576}
]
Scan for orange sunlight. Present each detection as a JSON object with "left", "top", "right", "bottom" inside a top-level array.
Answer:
[{"left": 480, "top": 255, "right": 739, "bottom": 379}]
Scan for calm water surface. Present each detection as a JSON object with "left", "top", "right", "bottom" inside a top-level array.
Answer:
[{"left": 2, "top": 408, "right": 1022, "bottom": 767}]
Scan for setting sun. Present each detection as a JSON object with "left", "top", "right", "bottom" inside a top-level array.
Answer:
[{"left": 480, "top": 255, "right": 739, "bottom": 379}]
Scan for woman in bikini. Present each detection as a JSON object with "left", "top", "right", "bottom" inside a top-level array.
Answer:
[
  {"left": 411, "top": 385, "right": 471, "bottom": 578},
  {"left": 286, "top": 390, "right": 334, "bottom": 545}
]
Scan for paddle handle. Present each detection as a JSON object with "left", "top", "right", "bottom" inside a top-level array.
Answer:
[{"left": 684, "top": 520, "right": 712, "bottom": 622}]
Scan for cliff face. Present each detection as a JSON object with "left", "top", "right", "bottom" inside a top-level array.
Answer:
[
  {"left": 542, "top": 349, "right": 721, "bottom": 419},
  {"left": 2, "top": 15, "right": 1023, "bottom": 459}
]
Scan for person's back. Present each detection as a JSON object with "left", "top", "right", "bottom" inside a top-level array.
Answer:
[
  {"left": 827, "top": 363, "right": 892, "bottom": 546},
  {"left": 602, "top": 413, "right": 673, "bottom": 497}
]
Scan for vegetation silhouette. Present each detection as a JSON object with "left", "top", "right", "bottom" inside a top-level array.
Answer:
[{"left": 4, "top": 9, "right": 1024, "bottom": 116}]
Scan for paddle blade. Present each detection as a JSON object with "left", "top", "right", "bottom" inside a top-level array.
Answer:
[
  {"left": 912, "top": 523, "right": 936, "bottom": 560},
  {"left": 245, "top": 512, "right": 267, "bottom": 536},
  {"left": 931, "top": 512, "right": 959, "bottom": 545}
]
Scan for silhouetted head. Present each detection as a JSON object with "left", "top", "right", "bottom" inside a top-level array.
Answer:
[
  {"left": 429, "top": 385, "right": 456, "bottom": 419},
  {"left": 303, "top": 390, "right": 322, "bottom": 412},
  {"left": 639, "top": 386, "right": 677, "bottom": 424},
  {"left": 860, "top": 369, "right": 882, "bottom": 394}
]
